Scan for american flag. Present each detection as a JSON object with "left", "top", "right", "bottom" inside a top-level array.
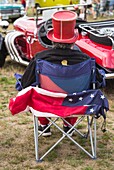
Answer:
[{"left": 9, "top": 86, "right": 109, "bottom": 119}]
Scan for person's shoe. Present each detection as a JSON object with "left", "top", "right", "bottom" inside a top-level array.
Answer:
[
  {"left": 63, "top": 126, "right": 75, "bottom": 137},
  {"left": 38, "top": 125, "right": 51, "bottom": 137}
]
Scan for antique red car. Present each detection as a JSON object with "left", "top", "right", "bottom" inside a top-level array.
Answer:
[
  {"left": 5, "top": 15, "right": 45, "bottom": 66},
  {"left": 4, "top": 5, "right": 86, "bottom": 65},
  {"left": 76, "top": 20, "right": 114, "bottom": 79},
  {"left": 1, "top": 5, "right": 114, "bottom": 79}
]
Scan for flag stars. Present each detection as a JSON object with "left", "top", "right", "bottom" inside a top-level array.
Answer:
[
  {"left": 68, "top": 98, "right": 73, "bottom": 102},
  {"left": 90, "top": 108, "right": 94, "bottom": 113},
  {"left": 90, "top": 94, "right": 95, "bottom": 98},
  {"left": 79, "top": 97, "right": 83, "bottom": 101},
  {"left": 101, "top": 95, "right": 105, "bottom": 99},
  {"left": 82, "top": 90, "right": 86, "bottom": 93}
]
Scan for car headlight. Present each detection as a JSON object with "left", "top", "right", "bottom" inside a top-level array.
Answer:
[{"left": 0, "top": 20, "right": 9, "bottom": 29}]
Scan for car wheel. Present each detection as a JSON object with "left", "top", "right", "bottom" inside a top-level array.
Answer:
[{"left": 0, "top": 39, "right": 8, "bottom": 68}]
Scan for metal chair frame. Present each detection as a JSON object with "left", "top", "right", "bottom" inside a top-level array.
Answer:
[
  {"left": 32, "top": 109, "right": 97, "bottom": 162},
  {"left": 30, "top": 58, "right": 104, "bottom": 162}
]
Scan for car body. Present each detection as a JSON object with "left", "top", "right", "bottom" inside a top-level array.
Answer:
[
  {"left": 0, "top": 0, "right": 25, "bottom": 21},
  {"left": 35, "top": 0, "right": 80, "bottom": 7},
  {"left": 0, "top": 20, "right": 9, "bottom": 67},
  {"left": 1, "top": 6, "right": 114, "bottom": 79},
  {"left": 75, "top": 20, "right": 114, "bottom": 78},
  {"left": 4, "top": 5, "right": 82, "bottom": 66},
  {"left": 4, "top": 16, "right": 45, "bottom": 65}
]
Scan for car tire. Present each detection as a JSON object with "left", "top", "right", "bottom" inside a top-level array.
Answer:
[{"left": 0, "top": 39, "right": 8, "bottom": 68}]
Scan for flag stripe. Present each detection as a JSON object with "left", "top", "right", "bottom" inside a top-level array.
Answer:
[{"left": 9, "top": 86, "right": 109, "bottom": 118}]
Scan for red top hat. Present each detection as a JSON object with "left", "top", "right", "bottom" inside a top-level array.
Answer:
[{"left": 47, "top": 10, "right": 78, "bottom": 43}]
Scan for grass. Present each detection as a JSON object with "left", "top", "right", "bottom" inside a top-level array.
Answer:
[
  {"left": 0, "top": 59, "right": 114, "bottom": 170},
  {"left": 0, "top": 11, "right": 114, "bottom": 170}
]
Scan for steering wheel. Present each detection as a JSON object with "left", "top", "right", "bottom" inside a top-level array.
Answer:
[
  {"left": 44, "top": 18, "right": 53, "bottom": 34},
  {"left": 38, "top": 19, "right": 53, "bottom": 49}
]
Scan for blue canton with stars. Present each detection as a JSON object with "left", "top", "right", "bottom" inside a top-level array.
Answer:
[{"left": 62, "top": 89, "right": 109, "bottom": 119}]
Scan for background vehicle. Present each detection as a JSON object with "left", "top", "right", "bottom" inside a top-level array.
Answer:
[
  {"left": 1, "top": 5, "right": 114, "bottom": 79},
  {"left": 0, "top": 0, "right": 25, "bottom": 21},
  {"left": 75, "top": 20, "right": 114, "bottom": 78},
  {"left": 4, "top": 15, "right": 45, "bottom": 66},
  {"left": 4, "top": 4, "right": 85, "bottom": 66},
  {"left": 0, "top": 20, "right": 9, "bottom": 68},
  {"left": 35, "top": 0, "right": 80, "bottom": 8}
]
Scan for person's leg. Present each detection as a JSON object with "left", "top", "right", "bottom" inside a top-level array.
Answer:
[
  {"left": 64, "top": 117, "right": 77, "bottom": 126},
  {"left": 63, "top": 117, "right": 78, "bottom": 136},
  {"left": 38, "top": 117, "right": 49, "bottom": 125},
  {"left": 109, "top": 0, "right": 114, "bottom": 15},
  {"left": 31, "top": 0, "right": 35, "bottom": 15},
  {"left": 21, "top": 0, "right": 26, "bottom": 9},
  {"left": 92, "top": 3, "right": 98, "bottom": 19},
  {"left": 25, "top": 0, "right": 29, "bottom": 14},
  {"left": 38, "top": 117, "right": 51, "bottom": 136}
]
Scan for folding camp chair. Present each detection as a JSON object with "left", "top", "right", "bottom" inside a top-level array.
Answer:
[
  {"left": 30, "top": 58, "right": 108, "bottom": 162},
  {"left": 9, "top": 58, "right": 108, "bottom": 162}
]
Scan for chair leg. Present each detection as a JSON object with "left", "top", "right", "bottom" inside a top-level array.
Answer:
[
  {"left": 62, "top": 116, "right": 86, "bottom": 138},
  {"left": 94, "top": 117, "right": 97, "bottom": 158},
  {"left": 33, "top": 115, "right": 97, "bottom": 161},
  {"left": 38, "top": 118, "right": 59, "bottom": 137},
  {"left": 62, "top": 116, "right": 97, "bottom": 159},
  {"left": 33, "top": 116, "right": 59, "bottom": 162},
  {"left": 33, "top": 115, "right": 42, "bottom": 162},
  {"left": 47, "top": 117, "right": 96, "bottom": 159},
  {"left": 87, "top": 116, "right": 97, "bottom": 159}
]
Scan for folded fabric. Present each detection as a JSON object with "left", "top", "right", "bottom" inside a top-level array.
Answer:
[{"left": 9, "top": 86, "right": 109, "bottom": 119}]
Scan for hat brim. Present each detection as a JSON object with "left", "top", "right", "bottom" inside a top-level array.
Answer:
[{"left": 47, "top": 29, "right": 78, "bottom": 43}]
